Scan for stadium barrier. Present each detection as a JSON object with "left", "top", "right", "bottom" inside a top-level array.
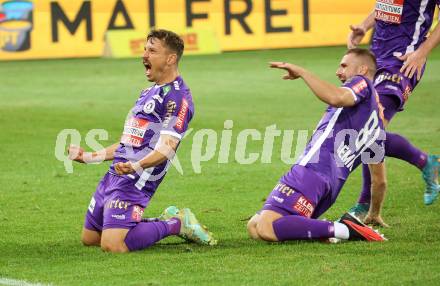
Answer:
[{"left": 0, "top": 0, "right": 375, "bottom": 61}]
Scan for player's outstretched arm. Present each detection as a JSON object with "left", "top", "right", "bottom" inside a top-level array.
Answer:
[
  {"left": 347, "top": 11, "right": 375, "bottom": 49},
  {"left": 398, "top": 20, "right": 440, "bottom": 80},
  {"left": 114, "top": 134, "right": 179, "bottom": 175},
  {"left": 270, "top": 62, "right": 356, "bottom": 107},
  {"left": 364, "top": 163, "right": 389, "bottom": 227},
  {"left": 68, "top": 143, "right": 119, "bottom": 164}
]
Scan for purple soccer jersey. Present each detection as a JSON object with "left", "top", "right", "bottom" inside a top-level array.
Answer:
[
  {"left": 110, "top": 76, "right": 194, "bottom": 197},
  {"left": 263, "top": 76, "right": 385, "bottom": 218},
  {"left": 372, "top": 0, "right": 440, "bottom": 67},
  {"left": 371, "top": 0, "right": 440, "bottom": 109}
]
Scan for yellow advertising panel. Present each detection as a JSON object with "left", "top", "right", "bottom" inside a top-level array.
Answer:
[
  {"left": 0, "top": 0, "right": 375, "bottom": 61},
  {"left": 104, "top": 28, "right": 221, "bottom": 58}
]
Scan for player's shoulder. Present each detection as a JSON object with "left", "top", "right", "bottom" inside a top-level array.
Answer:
[
  {"left": 163, "top": 77, "right": 193, "bottom": 104},
  {"left": 140, "top": 84, "right": 155, "bottom": 95},
  {"left": 344, "top": 75, "right": 373, "bottom": 94}
]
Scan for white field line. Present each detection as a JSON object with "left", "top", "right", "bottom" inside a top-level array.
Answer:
[{"left": 0, "top": 278, "right": 53, "bottom": 286}]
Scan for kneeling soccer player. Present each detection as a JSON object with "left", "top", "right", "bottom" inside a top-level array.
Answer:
[
  {"left": 68, "top": 29, "right": 216, "bottom": 253},
  {"left": 248, "top": 48, "right": 389, "bottom": 242}
]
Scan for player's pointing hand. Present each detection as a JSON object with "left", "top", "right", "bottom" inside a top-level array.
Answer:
[{"left": 269, "top": 62, "right": 304, "bottom": 80}]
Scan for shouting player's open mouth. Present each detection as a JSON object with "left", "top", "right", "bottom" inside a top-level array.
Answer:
[{"left": 143, "top": 60, "right": 152, "bottom": 78}]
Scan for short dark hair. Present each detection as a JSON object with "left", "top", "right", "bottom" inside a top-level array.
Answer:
[
  {"left": 345, "top": 48, "right": 377, "bottom": 76},
  {"left": 147, "top": 29, "right": 184, "bottom": 62}
]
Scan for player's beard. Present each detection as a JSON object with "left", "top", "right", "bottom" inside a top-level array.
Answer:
[{"left": 149, "top": 66, "right": 167, "bottom": 84}]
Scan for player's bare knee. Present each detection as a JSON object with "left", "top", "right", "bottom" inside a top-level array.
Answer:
[
  {"left": 100, "top": 241, "right": 129, "bottom": 253},
  {"left": 100, "top": 228, "right": 130, "bottom": 253},
  {"left": 255, "top": 219, "right": 278, "bottom": 242},
  {"left": 372, "top": 179, "right": 387, "bottom": 195},
  {"left": 81, "top": 229, "right": 101, "bottom": 247},
  {"left": 247, "top": 215, "right": 260, "bottom": 240},
  {"left": 81, "top": 236, "right": 97, "bottom": 247}
]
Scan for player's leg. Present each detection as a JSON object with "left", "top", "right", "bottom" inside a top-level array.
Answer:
[
  {"left": 247, "top": 213, "right": 262, "bottom": 240},
  {"left": 100, "top": 213, "right": 182, "bottom": 253},
  {"left": 81, "top": 176, "right": 106, "bottom": 247},
  {"left": 101, "top": 228, "right": 130, "bottom": 253},
  {"left": 255, "top": 209, "right": 384, "bottom": 242},
  {"left": 256, "top": 180, "right": 385, "bottom": 242},
  {"left": 353, "top": 93, "right": 439, "bottom": 217},
  {"left": 101, "top": 221, "right": 180, "bottom": 253},
  {"left": 352, "top": 94, "right": 399, "bottom": 217},
  {"left": 99, "top": 181, "right": 183, "bottom": 253},
  {"left": 103, "top": 206, "right": 217, "bottom": 252},
  {"left": 254, "top": 180, "right": 335, "bottom": 241},
  {"left": 122, "top": 216, "right": 182, "bottom": 252},
  {"left": 81, "top": 228, "right": 101, "bottom": 247},
  {"left": 254, "top": 210, "right": 282, "bottom": 241}
]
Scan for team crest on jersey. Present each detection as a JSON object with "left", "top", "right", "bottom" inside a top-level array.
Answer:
[
  {"left": 375, "top": 0, "right": 404, "bottom": 24},
  {"left": 143, "top": 100, "right": 156, "bottom": 114},
  {"left": 131, "top": 206, "right": 144, "bottom": 222}
]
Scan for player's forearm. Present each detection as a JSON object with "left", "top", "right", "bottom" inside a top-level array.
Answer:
[
  {"left": 360, "top": 11, "right": 376, "bottom": 31},
  {"left": 136, "top": 136, "right": 178, "bottom": 169},
  {"left": 300, "top": 70, "right": 352, "bottom": 107},
  {"left": 87, "top": 143, "right": 119, "bottom": 162},
  {"left": 136, "top": 150, "right": 170, "bottom": 169},
  {"left": 418, "top": 22, "right": 440, "bottom": 57}
]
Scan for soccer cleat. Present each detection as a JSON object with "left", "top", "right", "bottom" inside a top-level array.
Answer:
[
  {"left": 159, "top": 205, "right": 180, "bottom": 220},
  {"left": 179, "top": 208, "right": 217, "bottom": 246},
  {"left": 340, "top": 212, "right": 386, "bottom": 241},
  {"left": 422, "top": 155, "right": 440, "bottom": 205},
  {"left": 159, "top": 206, "right": 217, "bottom": 246},
  {"left": 347, "top": 203, "right": 370, "bottom": 220}
]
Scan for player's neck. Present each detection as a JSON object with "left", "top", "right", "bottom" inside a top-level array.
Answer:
[{"left": 156, "top": 69, "right": 180, "bottom": 85}]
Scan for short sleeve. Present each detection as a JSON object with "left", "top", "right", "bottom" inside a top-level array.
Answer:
[
  {"left": 341, "top": 76, "right": 371, "bottom": 105},
  {"left": 160, "top": 91, "right": 193, "bottom": 140}
]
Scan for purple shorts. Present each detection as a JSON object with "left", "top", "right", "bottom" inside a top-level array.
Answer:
[
  {"left": 262, "top": 167, "right": 332, "bottom": 219},
  {"left": 84, "top": 172, "right": 150, "bottom": 231},
  {"left": 374, "top": 65, "right": 423, "bottom": 115}
]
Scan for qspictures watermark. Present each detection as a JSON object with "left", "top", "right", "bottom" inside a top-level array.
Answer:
[
  {"left": 55, "top": 115, "right": 385, "bottom": 178},
  {"left": 54, "top": 120, "right": 311, "bottom": 174}
]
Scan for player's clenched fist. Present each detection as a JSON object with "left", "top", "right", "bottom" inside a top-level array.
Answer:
[
  {"left": 68, "top": 145, "right": 85, "bottom": 163},
  {"left": 114, "top": 161, "right": 141, "bottom": 175}
]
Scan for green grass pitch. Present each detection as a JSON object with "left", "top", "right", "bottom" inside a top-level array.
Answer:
[{"left": 1, "top": 46, "right": 439, "bottom": 285}]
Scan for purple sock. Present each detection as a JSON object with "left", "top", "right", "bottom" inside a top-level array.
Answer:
[
  {"left": 358, "top": 164, "right": 372, "bottom": 204},
  {"left": 272, "top": 215, "right": 334, "bottom": 241},
  {"left": 385, "top": 132, "right": 427, "bottom": 170},
  {"left": 124, "top": 218, "right": 181, "bottom": 251}
]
